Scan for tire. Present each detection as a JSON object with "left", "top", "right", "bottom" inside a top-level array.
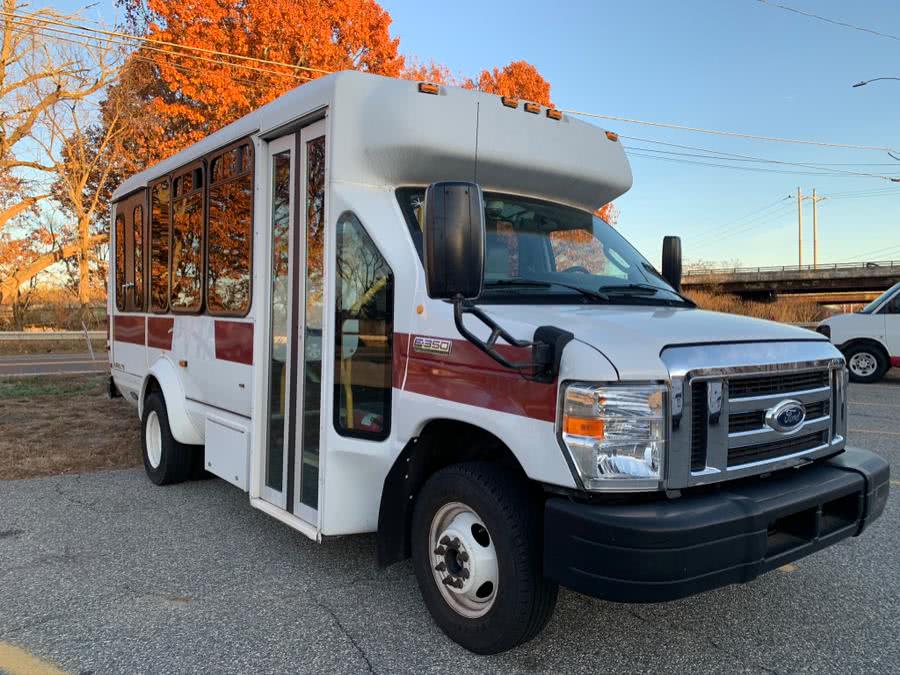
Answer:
[
  {"left": 844, "top": 343, "right": 888, "bottom": 383},
  {"left": 141, "top": 391, "right": 195, "bottom": 485},
  {"left": 411, "top": 461, "right": 558, "bottom": 654}
]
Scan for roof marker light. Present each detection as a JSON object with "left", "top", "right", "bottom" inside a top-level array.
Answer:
[
  {"left": 546, "top": 108, "right": 562, "bottom": 120},
  {"left": 605, "top": 131, "right": 619, "bottom": 142},
  {"left": 418, "top": 82, "right": 439, "bottom": 95},
  {"left": 523, "top": 102, "right": 541, "bottom": 114},
  {"left": 501, "top": 96, "right": 519, "bottom": 108}
]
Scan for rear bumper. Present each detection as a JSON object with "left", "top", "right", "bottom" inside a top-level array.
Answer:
[{"left": 543, "top": 446, "right": 890, "bottom": 603}]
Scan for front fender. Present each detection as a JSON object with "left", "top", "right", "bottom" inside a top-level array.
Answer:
[{"left": 141, "top": 356, "right": 203, "bottom": 445}]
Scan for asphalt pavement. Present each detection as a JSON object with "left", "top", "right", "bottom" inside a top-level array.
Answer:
[
  {"left": 0, "top": 352, "right": 109, "bottom": 376},
  {"left": 0, "top": 374, "right": 898, "bottom": 674}
]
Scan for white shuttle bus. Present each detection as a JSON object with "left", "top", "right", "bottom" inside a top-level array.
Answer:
[{"left": 109, "top": 72, "right": 889, "bottom": 653}]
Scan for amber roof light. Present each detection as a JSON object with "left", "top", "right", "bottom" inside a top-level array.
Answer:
[
  {"left": 418, "top": 82, "right": 439, "bottom": 95},
  {"left": 523, "top": 102, "right": 541, "bottom": 114},
  {"left": 546, "top": 108, "right": 562, "bottom": 120},
  {"left": 605, "top": 131, "right": 619, "bottom": 142},
  {"left": 501, "top": 96, "right": 519, "bottom": 108}
]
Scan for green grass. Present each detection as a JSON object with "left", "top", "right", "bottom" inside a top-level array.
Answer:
[{"left": 0, "top": 374, "right": 107, "bottom": 399}]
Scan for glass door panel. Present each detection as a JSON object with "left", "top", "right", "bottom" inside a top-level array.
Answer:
[
  {"left": 263, "top": 137, "right": 294, "bottom": 507},
  {"left": 297, "top": 124, "right": 327, "bottom": 513}
]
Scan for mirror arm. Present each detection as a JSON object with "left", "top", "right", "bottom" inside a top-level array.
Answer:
[{"left": 452, "top": 296, "right": 573, "bottom": 383}]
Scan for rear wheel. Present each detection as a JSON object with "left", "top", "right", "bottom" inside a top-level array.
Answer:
[
  {"left": 844, "top": 343, "right": 888, "bottom": 383},
  {"left": 141, "top": 391, "right": 195, "bottom": 485},
  {"left": 411, "top": 461, "right": 558, "bottom": 654}
]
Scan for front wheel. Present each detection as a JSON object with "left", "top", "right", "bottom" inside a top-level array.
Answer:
[
  {"left": 411, "top": 461, "right": 558, "bottom": 654},
  {"left": 141, "top": 391, "right": 195, "bottom": 485},
  {"left": 845, "top": 344, "right": 888, "bottom": 383}
]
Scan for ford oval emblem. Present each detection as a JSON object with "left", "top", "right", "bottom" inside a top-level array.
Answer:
[{"left": 765, "top": 399, "right": 806, "bottom": 433}]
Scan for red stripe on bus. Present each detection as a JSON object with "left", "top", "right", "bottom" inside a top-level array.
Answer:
[
  {"left": 215, "top": 320, "right": 254, "bottom": 365},
  {"left": 397, "top": 332, "right": 557, "bottom": 422},
  {"left": 891, "top": 357, "right": 900, "bottom": 368},
  {"left": 147, "top": 317, "right": 174, "bottom": 350},
  {"left": 113, "top": 315, "right": 145, "bottom": 346}
]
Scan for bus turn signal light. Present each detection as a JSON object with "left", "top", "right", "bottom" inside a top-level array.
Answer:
[
  {"left": 546, "top": 108, "right": 562, "bottom": 120},
  {"left": 501, "top": 96, "right": 519, "bottom": 108},
  {"left": 418, "top": 82, "right": 439, "bottom": 95},
  {"left": 563, "top": 415, "right": 605, "bottom": 438},
  {"left": 523, "top": 102, "right": 541, "bottom": 114},
  {"left": 605, "top": 130, "right": 619, "bottom": 142}
]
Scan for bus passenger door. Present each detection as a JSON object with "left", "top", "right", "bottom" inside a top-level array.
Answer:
[{"left": 261, "top": 121, "right": 327, "bottom": 524}]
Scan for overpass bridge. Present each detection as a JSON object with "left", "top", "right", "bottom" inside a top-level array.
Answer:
[{"left": 681, "top": 260, "right": 900, "bottom": 305}]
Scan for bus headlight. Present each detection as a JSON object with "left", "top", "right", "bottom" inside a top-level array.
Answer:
[{"left": 560, "top": 383, "right": 666, "bottom": 490}]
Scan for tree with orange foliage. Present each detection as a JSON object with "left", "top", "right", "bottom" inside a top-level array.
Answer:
[
  {"left": 116, "top": 0, "right": 404, "bottom": 164},
  {"left": 472, "top": 60, "right": 552, "bottom": 107}
]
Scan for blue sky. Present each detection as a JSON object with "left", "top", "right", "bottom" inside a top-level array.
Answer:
[{"left": 59, "top": 0, "right": 900, "bottom": 268}]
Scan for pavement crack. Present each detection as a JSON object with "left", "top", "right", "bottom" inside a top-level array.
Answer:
[
  {"left": 312, "top": 595, "right": 376, "bottom": 674},
  {"left": 627, "top": 608, "right": 781, "bottom": 675}
]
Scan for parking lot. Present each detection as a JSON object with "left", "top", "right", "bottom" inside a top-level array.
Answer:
[{"left": 1, "top": 373, "right": 898, "bottom": 674}]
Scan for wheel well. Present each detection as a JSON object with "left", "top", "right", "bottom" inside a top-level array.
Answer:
[
  {"left": 841, "top": 338, "right": 889, "bottom": 361},
  {"left": 140, "top": 376, "right": 162, "bottom": 416},
  {"left": 375, "top": 419, "right": 533, "bottom": 568}
]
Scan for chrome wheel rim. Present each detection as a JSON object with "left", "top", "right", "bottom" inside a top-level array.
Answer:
[
  {"left": 428, "top": 501, "right": 498, "bottom": 618},
  {"left": 145, "top": 410, "right": 162, "bottom": 469},
  {"left": 849, "top": 352, "right": 877, "bottom": 378}
]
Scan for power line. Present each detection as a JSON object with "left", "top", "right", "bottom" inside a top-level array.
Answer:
[
  {"left": 691, "top": 203, "right": 796, "bottom": 250},
  {"left": 0, "top": 9, "right": 330, "bottom": 76},
  {"left": 8, "top": 19, "right": 304, "bottom": 84},
  {"left": 754, "top": 0, "right": 900, "bottom": 42},
  {"left": 626, "top": 151, "right": 869, "bottom": 177},
  {"left": 562, "top": 110, "right": 900, "bottom": 155},
  {"left": 622, "top": 136, "right": 900, "bottom": 180}
]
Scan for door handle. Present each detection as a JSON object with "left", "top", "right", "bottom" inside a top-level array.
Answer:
[{"left": 122, "top": 282, "right": 135, "bottom": 290}]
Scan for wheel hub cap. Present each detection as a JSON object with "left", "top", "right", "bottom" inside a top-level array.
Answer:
[
  {"left": 849, "top": 352, "right": 877, "bottom": 377},
  {"left": 146, "top": 410, "right": 162, "bottom": 469},
  {"left": 429, "top": 503, "right": 498, "bottom": 618}
]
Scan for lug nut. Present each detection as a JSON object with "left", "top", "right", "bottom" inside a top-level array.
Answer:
[
  {"left": 458, "top": 551, "right": 469, "bottom": 563},
  {"left": 440, "top": 536, "right": 451, "bottom": 546},
  {"left": 434, "top": 562, "right": 446, "bottom": 572},
  {"left": 460, "top": 569, "right": 470, "bottom": 579},
  {"left": 434, "top": 546, "right": 446, "bottom": 555}
]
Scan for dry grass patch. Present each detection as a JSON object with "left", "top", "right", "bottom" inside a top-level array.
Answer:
[
  {"left": 0, "top": 374, "right": 142, "bottom": 480},
  {"left": 686, "top": 290, "right": 829, "bottom": 324},
  {"left": 0, "top": 338, "right": 107, "bottom": 356}
]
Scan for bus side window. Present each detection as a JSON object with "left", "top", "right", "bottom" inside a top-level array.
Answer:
[
  {"left": 333, "top": 212, "right": 394, "bottom": 439},
  {"left": 207, "top": 144, "right": 253, "bottom": 315},
  {"left": 132, "top": 204, "right": 144, "bottom": 311},
  {"left": 170, "top": 166, "right": 204, "bottom": 313},
  {"left": 114, "top": 212, "right": 126, "bottom": 311},
  {"left": 150, "top": 180, "right": 171, "bottom": 312}
]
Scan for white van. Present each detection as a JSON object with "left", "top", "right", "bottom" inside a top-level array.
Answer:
[
  {"left": 817, "top": 282, "right": 900, "bottom": 383},
  {"left": 109, "top": 72, "right": 889, "bottom": 654}
]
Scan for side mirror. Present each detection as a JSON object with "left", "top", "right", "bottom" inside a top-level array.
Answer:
[
  {"left": 423, "top": 181, "right": 485, "bottom": 300},
  {"left": 661, "top": 235, "right": 682, "bottom": 292}
]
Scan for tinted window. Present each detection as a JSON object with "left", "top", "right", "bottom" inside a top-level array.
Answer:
[
  {"left": 115, "top": 213, "right": 125, "bottom": 311},
  {"left": 333, "top": 212, "right": 394, "bottom": 439},
  {"left": 150, "top": 181, "right": 170, "bottom": 311},
  {"left": 170, "top": 169, "right": 204, "bottom": 312},
  {"left": 132, "top": 205, "right": 144, "bottom": 310},
  {"left": 207, "top": 145, "right": 253, "bottom": 315}
]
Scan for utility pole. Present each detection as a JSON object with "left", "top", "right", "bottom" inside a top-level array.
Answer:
[
  {"left": 797, "top": 187, "right": 803, "bottom": 266},
  {"left": 812, "top": 188, "right": 818, "bottom": 268}
]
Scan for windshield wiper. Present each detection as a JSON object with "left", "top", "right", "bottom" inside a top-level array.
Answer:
[{"left": 485, "top": 278, "right": 610, "bottom": 303}]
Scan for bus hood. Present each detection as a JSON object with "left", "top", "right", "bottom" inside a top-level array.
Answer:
[{"left": 482, "top": 304, "right": 829, "bottom": 381}]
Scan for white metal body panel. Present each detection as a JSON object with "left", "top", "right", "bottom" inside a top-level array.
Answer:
[
  {"left": 204, "top": 415, "right": 250, "bottom": 490},
  {"left": 822, "top": 312, "right": 888, "bottom": 352}
]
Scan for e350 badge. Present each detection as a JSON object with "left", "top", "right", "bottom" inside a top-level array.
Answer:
[{"left": 413, "top": 335, "right": 452, "bottom": 356}]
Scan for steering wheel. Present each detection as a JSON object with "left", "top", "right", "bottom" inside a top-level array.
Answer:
[{"left": 562, "top": 265, "right": 592, "bottom": 274}]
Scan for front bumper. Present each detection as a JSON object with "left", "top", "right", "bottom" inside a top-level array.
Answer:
[{"left": 543, "top": 446, "right": 889, "bottom": 603}]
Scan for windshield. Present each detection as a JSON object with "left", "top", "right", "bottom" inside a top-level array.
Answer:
[
  {"left": 860, "top": 282, "right": 900, "bottom": 314},
  {"left": 397, "top": 188, "right": 688, "bottom": 306}
]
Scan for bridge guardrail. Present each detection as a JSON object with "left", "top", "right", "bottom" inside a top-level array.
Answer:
[{"left": 684, "top": 260, "right": 900, "bottom": 276}]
